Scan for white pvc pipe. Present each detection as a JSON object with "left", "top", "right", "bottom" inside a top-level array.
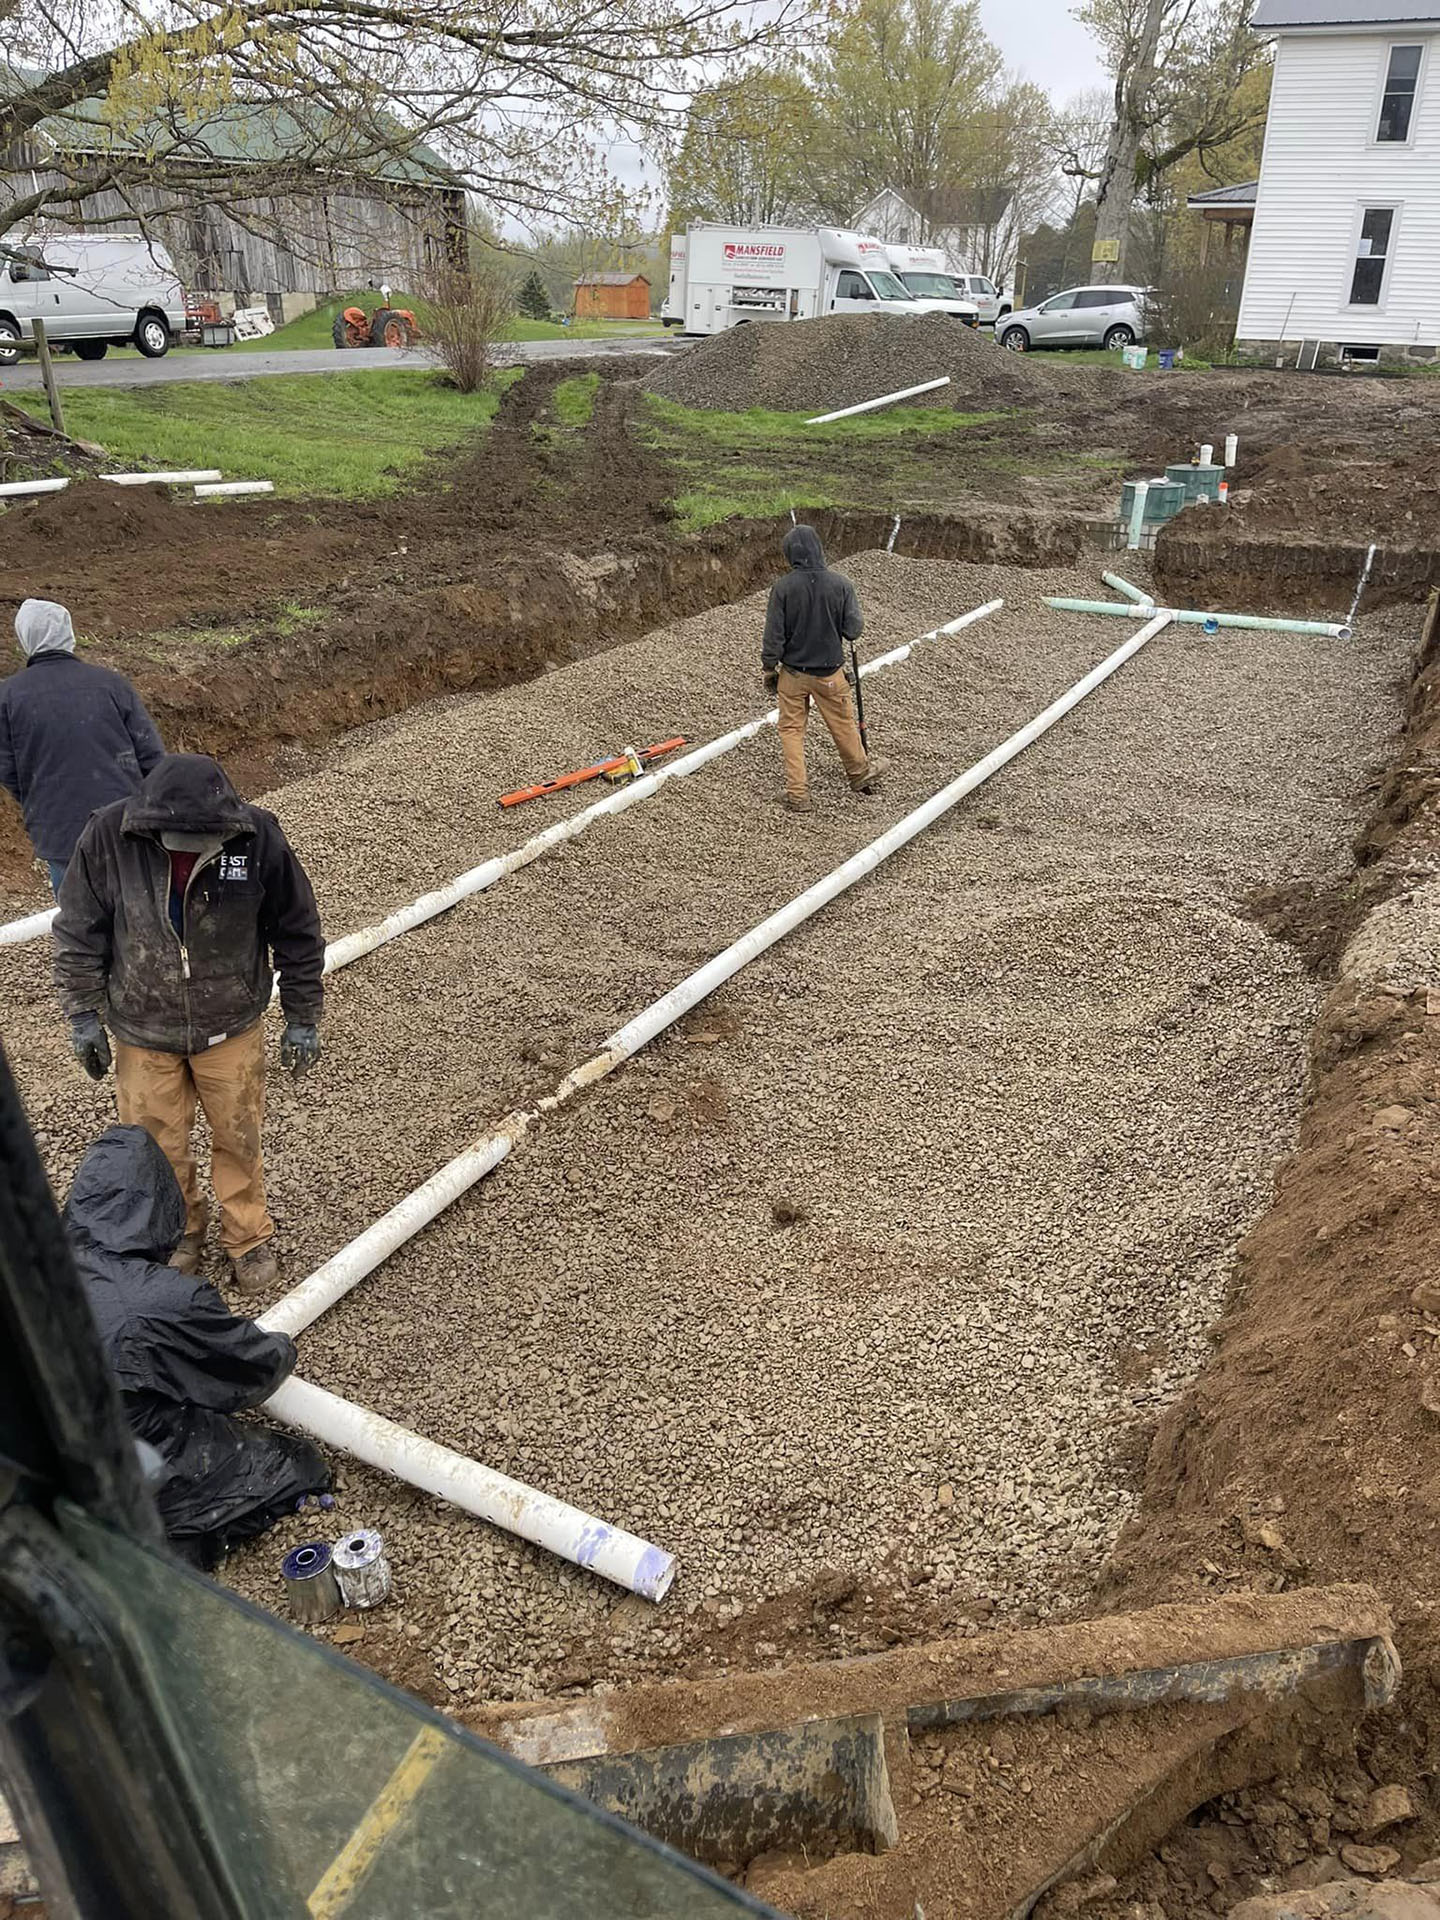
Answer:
[
  {"left": 193, "top": 480, "right": 274, "bottom": 497},
  {"left": 264, "top": 1375, "right": 676, "bottom": 1601},
  {"left": 0, "top": 602, "right": 1006, "bottom": 962},
  {"left": 1200, "top": 443, "right": 1214, "bottom": 466},
  {"left": 0, "top": 905, "right": 57, "bottom": 947},
  {"left": 806, "top": 376, "right": 950, "bottom": 425},
  {"left": 1101, "top": 572, "right": 1154, "bottom": 607},
  {"left": 1046, "top": 597, "right": 1352, "bottom": 639},
  {"left": 0, "top": 477, "right": 68, "bottom": 498},
  {"left": 1127, "top": 480, "right": 1149, "bottom": 550},
  {"left": 1224, "top": 434, "right": 1238, "bottom": 468},
  {"left": 263, "top": 607, "right": 1168, "bottom": 1346},
  {"left": 101, "top": 470, "right": 223, "bottom": 486}
]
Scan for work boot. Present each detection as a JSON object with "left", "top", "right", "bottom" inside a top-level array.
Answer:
[
  {"left": 785, "top": 793, "right": 815, "bottom": 814},
  {"left": 169, "top": 1208, "right": 209, "bottom": 1276},
  {"left": 851, "top": 755, "right": 890, "bottom": 794},
  {"left": 231, "top": 1243, "right": 279, "bottom": 1296}
]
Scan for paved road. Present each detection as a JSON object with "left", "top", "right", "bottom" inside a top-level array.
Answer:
[{"left": 2, "top": 333, "right": 679, "bottom": 392}]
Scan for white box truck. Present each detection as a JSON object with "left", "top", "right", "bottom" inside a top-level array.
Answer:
[
  {"left": 883, "top": 245, "right": 1000, "bottom": 326},
  {"left": 662, "top": 224, "right": 977, "bottom": 335},
  {"left": 0, "top": 233, "right": 187, "bottom": 365}
]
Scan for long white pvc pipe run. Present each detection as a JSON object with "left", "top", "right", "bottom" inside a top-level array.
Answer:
[
  {"left": 0, "top": 602, "right": 1005, "bottom": 960},
  {"left": 264, "top": 608, "right": 1170, "bottom": 1595},
  {"left": 806, "top": 376, "right": 951, "bottom": 425},
  {"left": 265, "top": 1375, "right": 676, "bottom": 1601},
  {"left": 263, "top": 607, "right": 1170, "bottom": 1346}
]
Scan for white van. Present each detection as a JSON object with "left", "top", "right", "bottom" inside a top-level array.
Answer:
[
  {"left": 0, "top": 233, "right": 187, "bottom": 365},
  {"left": 883, "top": 246, "right": 983, "bottom": 325}
]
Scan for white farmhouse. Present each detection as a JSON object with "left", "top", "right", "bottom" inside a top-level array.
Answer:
[{"left": 1238, "top": 0, "right": 1440, "bottom": 364}]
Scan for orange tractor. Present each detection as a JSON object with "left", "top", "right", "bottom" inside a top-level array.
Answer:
[{"left": 332, "top": 303, "right": 421, "bottom": 350}]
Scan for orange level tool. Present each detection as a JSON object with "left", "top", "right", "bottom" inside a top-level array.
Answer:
[{"left": 499, "top": 737, "right": 688, "bottom": 809}]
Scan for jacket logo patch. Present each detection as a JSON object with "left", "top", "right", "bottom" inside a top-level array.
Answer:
[{"left": 220, "top": 853, "right": 249, "bottom": 883}]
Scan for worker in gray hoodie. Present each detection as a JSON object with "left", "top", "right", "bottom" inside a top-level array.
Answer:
[
  {"left": 761, "top": 526, "right": 888, "bottom": 813},
  {"left": 0, "top": 599, "right": 164, "bottom": 892}
]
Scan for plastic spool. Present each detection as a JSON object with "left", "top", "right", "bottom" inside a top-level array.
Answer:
[
  {"left": 333, "top": 1528, "right": 392, "bottom": 1608},
  {"left": 282, "top": 1540, "right": 342, "bottom": 1623}
]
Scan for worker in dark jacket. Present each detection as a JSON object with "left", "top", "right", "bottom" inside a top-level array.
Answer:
[
  {"left": 53, "top": 753, "right": 326, "bottom": 1295},
  {"left": 0, "top": 598, "right": 165, "bottom": 892},
  {"left": 66, "top": 1124, "right": 329, "bottom": 1567},
  {"left": 761, "top": 526, "right": 888, "bottom": 814}
]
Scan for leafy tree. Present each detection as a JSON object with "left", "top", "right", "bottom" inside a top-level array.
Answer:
[
  {"left": 1074, "top": 0, "right": 1269, "bottom": 278},
  {"left": 667, "top": 66, "right": 819, "bottom": 228},
  {"left": 0, "top": 0, "right": 806, "bottom": 247},
  {"left": 805, "top": 0, "right": 1001, "bottom": 213},
  {"left": 517, "top": 269, "right": 553, "bottom": 322}
]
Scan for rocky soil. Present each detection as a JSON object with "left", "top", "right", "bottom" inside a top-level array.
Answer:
[{"left": 0, "top": 550, "right": 1405, "bottom": 1718}]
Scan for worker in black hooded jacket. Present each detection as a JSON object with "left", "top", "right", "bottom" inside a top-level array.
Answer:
[
  {"left": 65, "top": 1124, "right": 329, "bottom": 1568},
  {"left": 53, "top": 752, "right": 326, "bottom": 1296},
  {"left": 761, "top": 524, "right": 888, "bottom": 813}
]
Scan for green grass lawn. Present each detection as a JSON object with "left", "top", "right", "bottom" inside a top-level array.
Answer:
[
  {"left": 61, "top": 369, "right": 516, "bottom": 497},
  {"left": 642, "top": 395, "right": 1013, "bottom": 529}
]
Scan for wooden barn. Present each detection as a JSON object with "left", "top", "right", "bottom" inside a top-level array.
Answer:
[
  {"left": 2, "top": 78, "right": 467, "bottom": 311},
  {"left": 573, "top": 271, "right": 651, "bottom": 320}
]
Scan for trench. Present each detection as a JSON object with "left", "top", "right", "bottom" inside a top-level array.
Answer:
[{"left": 0, "top": 503, "right": 1086, "bottom": 895}]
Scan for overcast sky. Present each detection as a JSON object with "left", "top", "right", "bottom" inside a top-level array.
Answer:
[{"left": 979, "top": 0, "right": 1106, "bottom": 99}]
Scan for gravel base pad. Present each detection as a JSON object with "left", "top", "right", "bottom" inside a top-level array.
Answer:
[{"left": 0, "top": 553, "right": 1406, "bottom": 1708}]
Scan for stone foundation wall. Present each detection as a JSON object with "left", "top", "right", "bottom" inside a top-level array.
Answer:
[{"left": 1237, "top": 337, "right": 1440, "bottom": 369}]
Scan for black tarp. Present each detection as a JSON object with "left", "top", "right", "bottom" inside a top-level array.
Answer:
[{"left": 65, "top": 1124, "right": 329, "bottom": 1566}]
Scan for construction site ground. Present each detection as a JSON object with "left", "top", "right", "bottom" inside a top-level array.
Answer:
[{"left": 5, "top": 332, "right": 1440, "bottom": 1913}]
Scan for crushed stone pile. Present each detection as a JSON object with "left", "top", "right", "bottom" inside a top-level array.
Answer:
[{"left": 644, "top": 313, "right": 1054, "bottom": 415}]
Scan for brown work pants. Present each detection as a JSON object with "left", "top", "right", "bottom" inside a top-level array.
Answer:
[
  {"left": 777, "top": 666, "right": 869, "bottom": 801},
  {"left": 115, "top": 1021, "right": 274, "bottom": 1257}
]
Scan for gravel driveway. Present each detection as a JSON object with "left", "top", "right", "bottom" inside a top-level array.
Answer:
[{"left": 0, "top": 552, "right": 1404, "bottom": 1707}]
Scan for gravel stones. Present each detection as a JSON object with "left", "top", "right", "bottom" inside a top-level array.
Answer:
[
  {"left": 644, "top": 313, "right": 1062, "bottom": 415},
  {"left": 0, "top": 552, "right": 1407, "bottom": 1711}
]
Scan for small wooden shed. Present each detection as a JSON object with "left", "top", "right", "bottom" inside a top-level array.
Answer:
[{"left": 573, "top": 271, "right": 651, "bottom": 320}]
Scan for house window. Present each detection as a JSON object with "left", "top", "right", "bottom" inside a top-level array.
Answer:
[
  {"left": 1350, "top": 207, "right": 1395, "bottom": 305},
  {"left": 1378, "top": 44, "right": 1422, "bottom": 142}
]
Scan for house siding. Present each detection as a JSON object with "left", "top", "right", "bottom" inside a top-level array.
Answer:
[{"left": 1237, "top": 28, "right": 1440, "bottom": 349}]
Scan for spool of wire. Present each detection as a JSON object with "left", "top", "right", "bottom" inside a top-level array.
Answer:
[
  {"left": 332, "top": 1528, "right": 392, "bottom": 1608},
  {"left": 282, "top": 1540, "right": 341, "bottom": 1624}
]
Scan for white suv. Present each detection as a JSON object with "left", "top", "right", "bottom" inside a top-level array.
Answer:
[{"left": 999, "top": 285, "right": 1147, "bottom": 353}]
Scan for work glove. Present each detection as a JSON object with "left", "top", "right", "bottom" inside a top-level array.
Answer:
[
  {"left": 70, "top": 1012, "right": 112, "bottom": 1082},
  {"left": 763, "top": 668, "right": 780, "bottom": 695},
  {"left": 280, "top": 1022, "right": 322, "bottom": 1077}
]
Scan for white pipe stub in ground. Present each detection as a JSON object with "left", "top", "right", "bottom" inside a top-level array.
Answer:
[{"left": 264, "top": 608, "right": 1171, "bottom": 1597}]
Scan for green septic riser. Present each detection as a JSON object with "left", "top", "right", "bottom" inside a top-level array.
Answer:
[
  {"left": 1120, "top": 480, "right": 1186, "bottom": 526},
  {"left": 1165, "top": 463, "right": 1224, "bottom": 503}
]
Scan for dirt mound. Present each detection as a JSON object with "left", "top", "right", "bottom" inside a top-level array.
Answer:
[
  {"left": 644, "top": 313, "right": 1052, "bottom": 415},
  {"left": 3, "top": 476, "right": 195, "bottom": 562}
]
